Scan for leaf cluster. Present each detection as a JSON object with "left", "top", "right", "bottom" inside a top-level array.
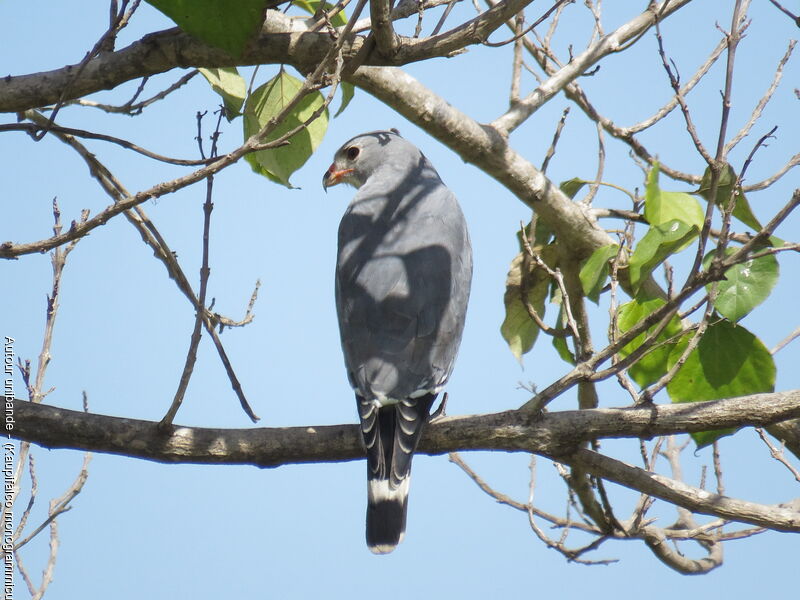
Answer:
[{"left": 503, "top": 163, "right": 780, "bottom": 447}]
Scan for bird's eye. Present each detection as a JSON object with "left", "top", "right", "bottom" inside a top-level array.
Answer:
[{"left": 346, "top": 146, "right": 360, "bottom": 160}]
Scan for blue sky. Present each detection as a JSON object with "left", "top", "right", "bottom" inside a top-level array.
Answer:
[{"left": 2, "top": 1, "right": 799, "bottom": 598}]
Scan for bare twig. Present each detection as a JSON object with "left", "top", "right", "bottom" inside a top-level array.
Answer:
[
  {"left": 161, "top": 109, "right": 225, "bottom": 427},
  {"left": 19, "top": 110, "right": 262, "bottom": 422},
  {"left": 509, "top": 12, "right": 524, "bottom": 105},
  {"left": 767, "top": 0, "right": 800, "bottom": 27},
  {"left": 653, "top": 16, "right": 713, "bottom": 165},
  {"left": 482, "top": 0, "right": 572, "bottom": 48},
  {"left": 540, "top": 106, "right": 570, "bottom": 173},
  {"left": 449, "top": 452, "right": 602, "bottom": 536},
  {"left": 2, "top": 121, "right": 219, "bottom": 166},
  {"left": 520, "top": 226, "right": 581, "bottom": 345},
  {"left": 10, "top": 202, "right": 90, "bottom": 599},
  {"left": 66, "top": 70, "right": 198, "bottom": 115},
  {"left": 771, "top": 326, "right": 800, "bottom": 355},
  {"left": 490, "top": 0, "right": 694, "bottom": 135},
  {"left": 32, "top": 0, "right": 140, "bottom": 140},
  {"left": 431, "top": 0, "right": 460, "bottom": 36},
  {"left": 582, "top": 120, "right": 605, "bottom": 206},
  {"left": 755, "top": 428, "right": 800, "bottom": 483},
  {"left": 214, "top": 280, "right": 261, "bottom": 330},
  {"left": 724, "top": 41, "right": 796, "bottom": 154},
  {"left": 14, "top": 451, "right": 92, "bottom": 551}
]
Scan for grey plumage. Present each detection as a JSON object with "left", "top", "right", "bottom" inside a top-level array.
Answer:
[{"left": 324, "top": 130, "right": 472, "bottom": 554}]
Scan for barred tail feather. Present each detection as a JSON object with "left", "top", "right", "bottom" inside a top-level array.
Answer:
[
  {"left": 366, "top": 477, "right": 410, "bottom": 554},
  {"left": 358, "top": 393, "right": 437, "bottom": 554}
]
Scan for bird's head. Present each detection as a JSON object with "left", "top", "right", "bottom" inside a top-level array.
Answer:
[{"left": 322, "top": 130, "right": 406, "bottom": 191}]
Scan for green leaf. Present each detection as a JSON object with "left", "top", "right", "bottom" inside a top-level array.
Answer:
[
  {"left": 146, "top": 0, "right": 269, "bottom": 58},
  {"left": 292, "top": 0, "right": 353, "bottom": 122},
  {"left": 292, "top": 0, "right": 348, "bottom": 26},
  {"left": 697, "top": 163, "right": 762, "bottom": 231},
  {"left": 291, "top": 0, "right": 355, "bottom": 119},
  {"left": 500, "top": 257, "right": 547, "bottom": 363},
  {"left": 198, "top": 67, "right": 247, "bottom": 119},
  {"left": 628, "top": 220, "right": 699, "bottom": 292},
  {"left": 334, "top": 82, "right": 355, "bottom": 118},
  {"left": 579, "top": 243, "right": 618, "bottom": 303},
  {"left": 667, "top": 319, "right": 776, "bottom": 447},
  {"left": 551, "top": 304, "right": 576, "bottom": 365},
  {"left": 243, "top": 71, "right": 329, "bottom": 187},
  {"left": 560, "top": 178, "right": 588, "bottom": 199},
  {"left": 515, "top": 217, "right": 553, "bottom": 252},
  {"left": 703, "top": 248, "right": 779, "bottom": 322},
  {"left": 501, "top": 245, "right": 556, "bottom": 362},
  {"left": 616, "top": 296, "right": 684, "bottom": 388},
  {"left": 644, "top": 163, "right": 704, "bottom": 229}
]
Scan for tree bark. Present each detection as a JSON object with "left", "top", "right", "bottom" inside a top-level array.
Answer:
[{"left": 11, "top": 391, "right": 800, "bottom": 466}]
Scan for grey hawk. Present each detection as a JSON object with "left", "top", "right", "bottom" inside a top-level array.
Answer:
[{"left": 323, "top": 130, "right": 472, "bottom": 554}]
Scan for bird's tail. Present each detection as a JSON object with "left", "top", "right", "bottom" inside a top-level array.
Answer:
[{"left": 358, "top": 393, "right": 436, "bottom": 554}]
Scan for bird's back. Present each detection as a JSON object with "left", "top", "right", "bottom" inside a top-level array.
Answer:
[
  {"left": 328, "top": 131, "right": 472, "bottom": 553},
  {"left": 335, "top": 155, "right": 471, "bottom": 403}
]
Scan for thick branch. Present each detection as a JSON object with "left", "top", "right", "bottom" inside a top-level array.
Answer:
[
  {"left": 12, "top": 391, "right": 800, "bottom": 466},
  {"left": 350, "top": 66, "right": 612, "bottom": 261},
  {"left": 370, "top": 0, "right": 400, "bottom": 55},
  {"left": 0, "top": 1, "right": 534, "bottom": 114},
  {"left": 567, "top": 448, "right": 800, "bottom": 533},
  {"left": 0, "top": 23, "right": 344, "bottom": 113}
]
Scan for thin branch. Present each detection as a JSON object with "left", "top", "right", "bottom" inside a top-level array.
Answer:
[
  {"left": 582, "top": 120, "right": 605, "bottom": 206},
  {"left": 347, "top": 0, "right": 453, "bottom": 33},
  {"left": 482, "top": 0, "right": 572, "bottom": 48},
  {"left": 725, "top": 188, "right": 800, "bottom": 265},
  {"left": 520, "top": 227, "right": 581, "bottom": 344},
  {"left": 32, "top": 0, "right": 139, "bottom": 140},
  {"left": 744, "top": 152, "right": 800, "bottom": 191},
  {"left": 12, "top": 455, "right": 38, "bottom": 542},
  {"left": 65, "top": 70, "right": 198, "bottom": 115},
  {"left": 214, "top": 280, "right": 261, "bottom": 330},
  {"left": 713, "top": 0, "right": 750, "bottom": 161},
  {"left": 0, "top": 121, "right": 219, "bottom": 166},
  {"left": 370, "top": 0, "right": 400, "bottom": 55},
  {"left": 755, "top": 427, "right": 800, "bottom": 483},
  {"left": 490, "top": 0, "right": 694, "bottom": 135},
  {"left": 629, "top": 37, "right": 727, "bottom": 135},
  {"left": 431, "top": 0, "right": 460, "bottom": 36},
  {"left": 527, "top": 454, "right": 617, "bottom": 564},
  {"left": 490, "top": 0, "right": 701, "bottom": 184},
  {"left": 1, "top": 55, "right": 339, "bottom": 262},
  {"left": 18, "top": 109, "right": 262, "bottom": 422},
  {"left": 653, "top": 15, "right": 713, "bottom": 164},
  {"left": 638, "top": 524, "right": 723, "bottom": 574},
  {"left": 540, "top": 106, "right": 570, "bottom": 173},
  {"left": 724, "top": 40, "right": 796, "bottom": 154},
  {"left": 509, "top": 12, "right": 524, "bottom": 105},
  {"left": 161, "top": 109, "right": 225, "bottom": 427},
  {"left": 639, "top": 312, "right": 712, "bottom": 404},
  {"left": 14, "top": 451, "right": 92, "bottom": 550},
  {"left": 767, "top": 0, "right": 800, "bottom": 28},
  {"left": 771, "top": 326, "right": 800, "bottom": 355},
  {"left": 565, "top": 447, "right": 800, "bottom": 532}
]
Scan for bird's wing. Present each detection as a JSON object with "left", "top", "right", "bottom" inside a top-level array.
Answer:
[{"left": 335, "top": 181, "right": 471, "bottom": 402}]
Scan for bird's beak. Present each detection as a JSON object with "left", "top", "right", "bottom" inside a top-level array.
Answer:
[{"left": 323, "top": 164, "right": 354, "bottom": 192}]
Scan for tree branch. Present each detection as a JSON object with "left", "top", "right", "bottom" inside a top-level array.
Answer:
[
  {"left": 12, "top": 391, "right": 800, "bottom": 466},
  {"left": 566, "top": 447, "right": 800, "bottom": 532},
  {"left": 0, "top": 0, "right": 535, "bottom": 115},
  {"left": 350, "top": 66, "right": 613, "bottom": 261},
  {"left": 490, "top": 0, "right": 693, "bottom": 136}
]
